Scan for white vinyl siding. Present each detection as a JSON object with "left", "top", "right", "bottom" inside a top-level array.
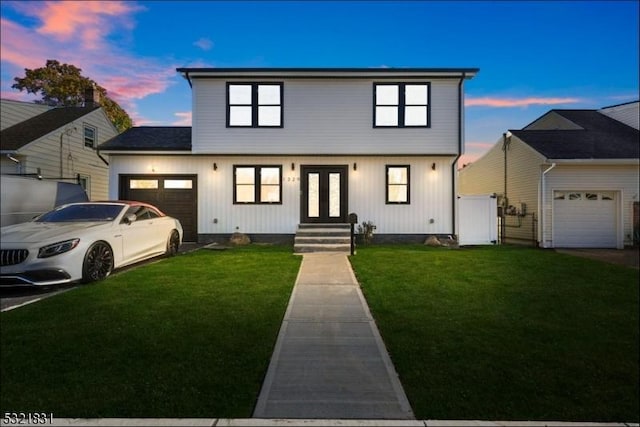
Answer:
[
  {"left": 108, "top": 155, "right": 456, "bottom": 236},
  {"left": 192, "top": 78, "right": 461, "bottom": 155},
  {"left": 599, "top": 102, "right": 639, "bottom": 130},
  {"left": 459, "top": 136, "right": 544, "bottom": 243},
  {"left": 2, "top": 108, "right": 116, "bottom": 200}
]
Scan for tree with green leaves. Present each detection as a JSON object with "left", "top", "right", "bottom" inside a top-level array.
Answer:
[{"left": 12, "top": 59, "right": 132, "bottom": 132}]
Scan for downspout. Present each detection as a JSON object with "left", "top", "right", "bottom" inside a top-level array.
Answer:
[
  {"left": 60, "top": 132, "right": 64, "bottom": 178},
  {"left": 500, "top": 132, "right": 511, "bottom": 244},
  {"left": 451, "top": 72, "right": 466, "bottom": 238},
  {"left": 96, "top": 148, "right": 109, "bottom": 166},
  {"left": 539, "top": 162, "right": 557, "bottom": 247},
  {"left": 502, "top": 132, "right": 511, "bottom": 206}
]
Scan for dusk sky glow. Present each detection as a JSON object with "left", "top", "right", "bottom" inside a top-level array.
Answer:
[{"left": 1, "top": 0, "right": 638, "bottom": 164}]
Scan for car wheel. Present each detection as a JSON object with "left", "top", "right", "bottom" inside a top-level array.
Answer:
[
  {"left": 82, "top": 241, "right": 114, "bottom": 283},
  {"left": 166, "top": 230, "right": 180, "bottom": 256}
]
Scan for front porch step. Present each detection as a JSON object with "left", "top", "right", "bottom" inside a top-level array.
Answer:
[{"left": 294, "top": 223, "right": 353, "bottom": 253}]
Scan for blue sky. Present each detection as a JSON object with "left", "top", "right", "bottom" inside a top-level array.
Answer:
[{"left": 1, "top": 0, "right": 638, "bottom": 163}]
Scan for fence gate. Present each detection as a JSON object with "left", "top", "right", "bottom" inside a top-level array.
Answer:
[{"left": 457, "top": 195, "right": 498, "bottom": 245}]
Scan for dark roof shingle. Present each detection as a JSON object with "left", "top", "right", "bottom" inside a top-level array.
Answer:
[
  {"left": 0, "top": 106, "right": 100, "bottom": 151},
  {"left": 511, "top": 110, "right": 639, "bottom": 159},
  {"left": 99, "top": 127, "right": 191, "bottom": 151}
]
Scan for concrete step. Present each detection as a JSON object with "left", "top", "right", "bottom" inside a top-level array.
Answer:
[
  {"left": 294, "top": 243, "right": 351, "bottom": 253},
  {"left": 295, "top": 229, "right": 351, "bottom": 237},
  {"left": 294, "top": 224, "right": 353, "bottom": 253},
  {"left": 294, "top": 236, "right": 351, "bottom": 245}
]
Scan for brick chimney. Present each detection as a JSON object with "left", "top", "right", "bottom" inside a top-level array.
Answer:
[{"left": 84, "top": 85, "right": 100, "bottom": 108}]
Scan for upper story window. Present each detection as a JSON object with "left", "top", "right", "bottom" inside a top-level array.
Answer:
[
  {"left": 374, "top": 83, "right": 430, "bottom": 127},
  {"left": 227, "top": 83, "right": 283, "bottom": 127},
  {"left": 83, "top": 124, "right": 96, "bottom": 148},
  {"left": 386, "top": 165, "right": 410, "bottom": 204},
  {"left": 234, "top": 165, "right": 282, "bottom": 204}
]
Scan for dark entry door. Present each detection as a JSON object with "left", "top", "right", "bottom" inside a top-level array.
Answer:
[{"left": 300, "top": 165, "right": 348, "bottom": 223}]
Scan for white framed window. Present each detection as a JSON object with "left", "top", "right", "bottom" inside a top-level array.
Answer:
[
  {"left": 233, "top": 165, "right": 282, "bottom": 204},
  {"left": 227, "top": 83, "right": 283, "bottom": 127},
  {"left": 374, "top": 83, "right": 430, "bottom": 127},
  {"left": 83, "top": 124, "right": 96, "bottom": 148}
]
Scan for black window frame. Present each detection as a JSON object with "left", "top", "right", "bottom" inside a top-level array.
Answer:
[
  {"left": 373, "top": 83, "right": 430, "bottom": 128},
  {"left": 385, "top": 165, "right": 410, "bottom": 204},
  {"left": 226, "top": 82, "right": 284, "bottom": 128},
  {"left": 233, "top": 165, "right": 283, "bottom": 205}
]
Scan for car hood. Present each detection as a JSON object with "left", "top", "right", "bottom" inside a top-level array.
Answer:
[{"left": 0, "top": 221, "right": 110, "bottom": 244}]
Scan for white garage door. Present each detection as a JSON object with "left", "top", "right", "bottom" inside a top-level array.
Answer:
[{"left": 553, "top": 191, "right": 617, "bottom": 248}]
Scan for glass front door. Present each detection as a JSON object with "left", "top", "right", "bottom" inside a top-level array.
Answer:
[{"left": 301, "top": 165, "right": 348, "bottom": 223}]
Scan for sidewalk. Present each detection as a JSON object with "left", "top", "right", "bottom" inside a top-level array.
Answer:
[{"left": 252, "top": 252, "right": 414, "bottom": 419}]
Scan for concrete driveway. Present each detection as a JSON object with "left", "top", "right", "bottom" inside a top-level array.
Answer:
[{"left": 555, "top": 247, "right": 639, "bottom": 269}]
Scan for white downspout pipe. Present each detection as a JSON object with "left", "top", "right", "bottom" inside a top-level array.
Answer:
[{"left": 540, "top": 162, "right": 557, "bottom": 247}]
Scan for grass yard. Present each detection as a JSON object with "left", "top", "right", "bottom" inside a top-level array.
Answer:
[
  {"left": 0, "top": 245, "right": 300, "bottom": 418},
  {"left": 350, "top": 245, "right": 639, "bottom": 423}
]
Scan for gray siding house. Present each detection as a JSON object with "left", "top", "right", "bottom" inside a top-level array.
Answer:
[
  {"left": 100, "top": 68, "right": 478, "bottom": 246},
  {"left": 459, "top": 101, "right": 639, "bottom": 249},
  {"left": 0, "top": 99, "right": 118, "bottom": 200}
]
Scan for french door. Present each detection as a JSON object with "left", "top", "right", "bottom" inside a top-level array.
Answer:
[{"left": 300, "top": 165, "right": 348, "bottom": 223}]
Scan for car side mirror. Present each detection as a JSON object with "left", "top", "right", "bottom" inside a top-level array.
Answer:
[{"left": 124, "top": 213, "right": 137, "bottom": 225}]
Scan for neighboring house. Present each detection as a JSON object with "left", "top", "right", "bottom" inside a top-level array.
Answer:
[
  {"left": 0, "top": 99, "right": 51, "bottom": 130},
  {"left": 0, "top": 97, "right": 117, "bottom": 200},
  {"left": 100, "top": 67, "right": 478, "bottom": 245},
  {"left": 459, "top": 101, "right": 639, "bottom": 249}
]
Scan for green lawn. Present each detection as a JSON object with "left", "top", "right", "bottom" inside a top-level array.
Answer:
[
  {"left": 0, "top": 246, "right": 301, "bottom": 418},
  {"left": 349, "top": 245, "right": 639, "bottom": 422}
]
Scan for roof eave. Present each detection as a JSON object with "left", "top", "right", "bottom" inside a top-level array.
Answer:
[
  {"left": 99, "top": 150, "right": 192, "bottom": 155},
  {"left": 545, "top": 158, "right": 639, "bottom": 165},
  {"left": 176, "top": 67, "right": 479, "bottom": 80}
]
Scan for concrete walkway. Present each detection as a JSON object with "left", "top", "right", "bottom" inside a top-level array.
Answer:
[{"left": 253, "top": 252, "right": 414, "bottom": 419}]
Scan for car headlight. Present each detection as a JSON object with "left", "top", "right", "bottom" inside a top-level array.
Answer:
[{"left": 38, "top": 239, "right": 80, "bottom": 258}]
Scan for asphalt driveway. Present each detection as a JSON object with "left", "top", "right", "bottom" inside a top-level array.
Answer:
[
  {"left": 1, "top": 243, "right": 207, "bottom": 312},
  {"left": 556, "top": 247, "right": 639, "bottom": 269}
]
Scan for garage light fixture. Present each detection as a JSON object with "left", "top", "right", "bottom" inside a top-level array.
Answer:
[{"left": 213, "top": 163, "right": 218, "bottom": 171}]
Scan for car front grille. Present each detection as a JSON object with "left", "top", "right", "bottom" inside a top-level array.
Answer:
[{"left": 0, "top": 249, "right": 29, "bottom": 266}]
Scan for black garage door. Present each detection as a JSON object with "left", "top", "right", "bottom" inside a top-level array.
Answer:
[{"left": 120, "top": 175, "right": 197, "bottom": 242}]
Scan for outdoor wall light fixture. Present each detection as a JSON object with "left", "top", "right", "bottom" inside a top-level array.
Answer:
[
  {"left": 431, "top": 162, "right": 436, "bottom": 171},
  {"left": 353, "top": 162, "right": 357, "bottom": 171},
  {"left": 291, "top": 162, "right": 295, "bottom": 171},
  {"left": 213, "top": 162, "right": 218, "bottom": 171}
]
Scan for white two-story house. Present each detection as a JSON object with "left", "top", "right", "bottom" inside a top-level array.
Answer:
[{"left": 100, "top": 68, "right": 478, "bottom": 247}]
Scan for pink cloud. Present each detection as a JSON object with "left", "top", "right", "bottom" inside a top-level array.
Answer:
[
  {"left": 1, "top": 2, "right": 177, "bottom": 125},
  {"left": 465, "top": 141, "right": 495, "bottom": 150},
  {"left": 465, "top": 96, "right": 582, "bottom": 108},
  {"left": 172, "top": 112, "right": 192, "bottom": 126},
  {"left": 20, "top": 1, "right": 143, "bottom": 50}
]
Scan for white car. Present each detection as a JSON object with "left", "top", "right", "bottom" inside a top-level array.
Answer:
[{"left": 0, "top": 201, "right": 183, "bottom": 286}]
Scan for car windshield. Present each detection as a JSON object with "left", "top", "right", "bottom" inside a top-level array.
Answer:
[{"left": 35, "top": 204, "right": 124, "bottom": 222}]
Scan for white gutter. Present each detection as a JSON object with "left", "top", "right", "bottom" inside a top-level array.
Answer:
[
  {"left": 539, "top": 162, "right": 557, "bottom": 247},
  {"left": 546, "top": 158, "right": 639, "bottom": 165}
]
